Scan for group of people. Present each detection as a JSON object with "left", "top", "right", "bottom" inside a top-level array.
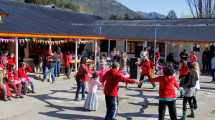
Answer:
[
  {"left": 74, "top": 46, "right": 203, "bottom": 120},
  {"left": 0, "top": 45, "right": 212, "bottom": 120},
  {"left": 0, "top": 51, "right": 35, "bottom": 101},
  {"left": 34, "top": 47, "right": 74, "bottom": 83}
]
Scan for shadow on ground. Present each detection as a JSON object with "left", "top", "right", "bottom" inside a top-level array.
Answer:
[
  {"left": 29, "top": 89, "right": 103, "bottom": 120},
  {"left": 117, "top": 87, "right": 158, "bottom": 119}
]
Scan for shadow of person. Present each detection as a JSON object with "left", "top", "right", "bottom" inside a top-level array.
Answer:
[
  {"left": 39, "top": 110, "right": 104, "bottom": 120},
  {"left": 29, "top": 90, "right": 103, "bottom": 119}
]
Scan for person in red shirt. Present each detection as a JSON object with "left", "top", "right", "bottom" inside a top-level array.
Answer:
[
  {"left": 7, "top": 52, "right": 16, "bottom": 66},
  {"left": 63, "top": 51, "right": 72, "bottom": 79},
  {"left": 101, "top": 62, "right": 138, "bottom": 120},
  {"left": 179, "top": 60, "right": 189, "bottom": 85},
  {"left": 7, "top": 64, "right": 23, "bottom": 98},
  {"left": 75, "top": 57, "right": 91, "bottom": 101},
  {"left": 138, "top": 56, "right": 156, "bottom": 88},
  {"left": 155, "top": 48, "right": 161, "bottom": 62},
  {"left": 149, "top": 67, "right": 180, "bottom": 120},
  {"left": 18, "top": 63, "right": 35, "bottom": 94},
  {"left": 189, "top": 51, "right": 198, "bottom": 64},
  {"left": 54, "top": 48, "right": 63, "bottom": 77}
]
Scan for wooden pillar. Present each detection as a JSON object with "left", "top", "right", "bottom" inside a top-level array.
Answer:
[{"left": 15, "top": 38, "right": 18, "bottom": 70}]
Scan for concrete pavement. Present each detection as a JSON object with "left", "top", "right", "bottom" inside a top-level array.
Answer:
[{"left": 0, "top": 75, "right": 215, "bottom": 120}]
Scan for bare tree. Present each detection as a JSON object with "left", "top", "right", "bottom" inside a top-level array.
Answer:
[{"left": 186, "top": 0, "right": 215, "bottom": 18}]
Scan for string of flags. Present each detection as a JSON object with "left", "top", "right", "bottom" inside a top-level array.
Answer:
[{"left": 0, "top": 38, "right": 93, "bottom": 45}]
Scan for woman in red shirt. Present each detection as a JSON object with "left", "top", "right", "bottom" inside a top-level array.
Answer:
[
  {"left": 179, "top": 60, "right": 189, "bottom": 86},
  {"left": 75, "top": 57, "right": 91, "bottom": 101},
  {"left": 7, "top": 64, "right": 23, "bottom": 98},
  {"left": 149, "top": 67, "right": 180, "bottom": 120},
  {"left": 18, "top": 63, "right": 35, "bottom": 94}
]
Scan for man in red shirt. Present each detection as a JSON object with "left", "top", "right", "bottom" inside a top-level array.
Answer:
[{"left": 101, "top": 62, "right": 138, "bottom": 120}]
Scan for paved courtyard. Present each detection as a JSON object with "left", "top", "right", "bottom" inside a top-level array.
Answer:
[{"left": 0, "top": 74, "right": 215, "bottom": 120}]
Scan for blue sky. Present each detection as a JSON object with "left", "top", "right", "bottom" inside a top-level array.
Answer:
[{"left": 117, "top": 0, "right": 190, "bottom": 17}]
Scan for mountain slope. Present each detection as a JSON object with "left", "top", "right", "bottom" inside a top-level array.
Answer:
[
  {"left": 70, "top": 0, "right": 142, "bottom": 19},
  {"left": 14, "top": 0, "right": 165, "bottom": 20}
]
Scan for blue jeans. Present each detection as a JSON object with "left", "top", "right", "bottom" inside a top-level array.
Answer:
[
  {"left": 54, "top": 61, "right": 61, "bottom": 77},
  {"left": 105, "top": 96, "right": 119, "bottom": 120},
  {"left": 43, "top": 65, "right": 55, "bottom": 82},
  {"left": 75, "top": 78, "right": 85, "bottom": 100}
]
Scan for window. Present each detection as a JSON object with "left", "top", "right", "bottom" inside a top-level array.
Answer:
[{"left": 127, "top": 41, "right": 136, "bottom": 54}]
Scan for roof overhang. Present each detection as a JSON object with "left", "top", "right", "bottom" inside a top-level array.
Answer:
[{"left": 0, "top": 32, "right": 104, "bottom": 40}]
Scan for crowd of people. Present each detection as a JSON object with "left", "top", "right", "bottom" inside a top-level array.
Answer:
[
  {"left": 0, "top": 51, "right": 35, "bottom": 101},
  {"left": 2, "top": 44, "right": 215, "bottom": 120}
]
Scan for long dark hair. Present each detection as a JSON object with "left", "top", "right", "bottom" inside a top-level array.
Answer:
[{"left": 80, "top": 57, "right": 87, "bottom": 64}]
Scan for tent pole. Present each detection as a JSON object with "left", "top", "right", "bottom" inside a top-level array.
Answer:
[
  {"left": 165, "top": 41, "right": 167, "bottom": 62},
  {"left": 75, "top": 40, "right": 78, "bottom": 72},
  {"left": 154, "top": 26, "right": 157, "bottom": 63},
  {"left": 108, "top": 40, "right": 111, "bottom": 56},
  {"left": 125, "top": 40, "right": 128, "bottom": 52},
  {"left": 15, "top": 37, "right": 18, "bottom": 71},
  {"left": 94, "top": 40, "right": 98, "bottom": 70}
]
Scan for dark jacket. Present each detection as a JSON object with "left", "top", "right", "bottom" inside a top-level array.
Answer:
[{"left": 182, "top": 70, "right": 198, "bottom": 88}]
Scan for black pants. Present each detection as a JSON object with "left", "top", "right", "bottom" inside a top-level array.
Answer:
[
  {"left": 138, "top": 74, "right": 155, "bottom": 88},
  {"left": 105, "top": 96, "right": 119, "bottom": 120},
  {"left": 192, "top": 96, "right": 197, "bottom": 108},
  {"left": 203, "top": 63, "right": 210, "bottom": 72},
  {"left": 159, "top": 100, "right": 177, "bottom": 120},
  {"left": 183, "top": 97, "right": 194, "bottom": 111},
  {"left": 212, "top": 69, "right": 215, "bottom": 81},
  {"left": 75, "top": 79, "right": 85, "bottom": 99},
  {"left": 65, "top": 67, "right": 71, "bottom": 78},
  {"left": 0, "top": 86, "right": 6, "bottom": 99}
]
